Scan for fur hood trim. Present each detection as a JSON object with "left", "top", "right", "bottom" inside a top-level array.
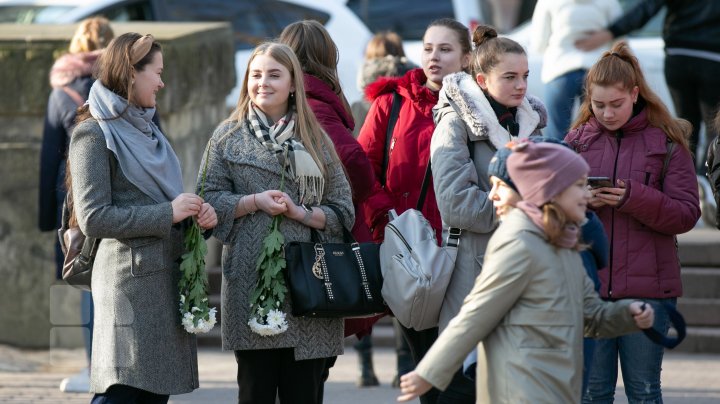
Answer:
[{"left": 435, "top": 72, "right": 547, "bottom": 149}]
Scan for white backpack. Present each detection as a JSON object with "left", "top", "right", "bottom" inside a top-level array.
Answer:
[{"left": 379, "top": 163, "right": 461, "bottom": 331}]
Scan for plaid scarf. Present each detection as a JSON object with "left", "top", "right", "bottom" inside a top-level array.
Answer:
[{"left": 248, "top": 103, "right": 324, "bottom": 205}]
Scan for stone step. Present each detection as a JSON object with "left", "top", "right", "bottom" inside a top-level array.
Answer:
[
  {"left": 677, "top": 228, "right": 720, "bottom": 267},
  {"left": 673, "top": 326, "right": 720, "bottom": 354},
  {"left": 681, "top": 267, "right": 720, "bottom": 298},
  {"left": 677, "top": 298, "right": 720, "bottom": 327},
  {"left": 207, "top": 265, "right": 222, "bottom": 295}
]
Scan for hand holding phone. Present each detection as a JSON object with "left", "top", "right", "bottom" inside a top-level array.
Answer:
[{"left": 588, "top": 176, "right": 613, "bottom": 189}]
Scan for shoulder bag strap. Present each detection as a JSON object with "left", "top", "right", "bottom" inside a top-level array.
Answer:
[
  {"left": 659, "top": 138, "right": 675, "bottom": 192},
  {"left": 416, "top": 158, "right": 462, "bottom": 257},
  {"left": 381, "top": 91, "right": 402, "bottom": 187},
  {"left": 61, "top": 86, "right": 86, "bottom": 108}
]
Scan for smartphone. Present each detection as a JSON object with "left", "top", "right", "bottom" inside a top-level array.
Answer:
[{"left": 588, "top": 176, "right": 613, "bottom": 189}]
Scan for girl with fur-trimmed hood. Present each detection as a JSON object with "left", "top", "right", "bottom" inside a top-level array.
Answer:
[{"left": 427, "top": 23, "right": 547, "bottom": 403}]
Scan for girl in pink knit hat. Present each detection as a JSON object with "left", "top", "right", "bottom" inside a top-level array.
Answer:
[{"left": 398, "top": 141, "right": 655, "bottom": 403}]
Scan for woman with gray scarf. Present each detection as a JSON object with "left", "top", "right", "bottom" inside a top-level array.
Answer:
[{"left": 67, "top": 33, "right": 217, "bottom": 403}]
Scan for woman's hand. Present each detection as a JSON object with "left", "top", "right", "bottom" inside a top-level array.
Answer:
[
  {"left": 591, "top": 179, "right": 626, "bottom": 208},
  {"left": 196, "top": 202, "right": 217, "bottom": 230},
  {"left": 397, "top": 371, "right": 432, "bottom": 402},
  {"left": 630, "top": 301, "right": 655, "bottom": 329},
  {"left": 254, "top": 190, "right": 288, "bottom": 216},
  {"left": 277, "top": 192, "right": 304, "bottom": 222},
  {"left": 171, "top": 193, "right": 203, "bottom": 223}
]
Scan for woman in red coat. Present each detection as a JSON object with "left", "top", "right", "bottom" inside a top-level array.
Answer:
[
  {"left": 564, "top": 42, "right": 700, "bottom": 403},
  {"left": 356, "top": 18, "right": 472, "bottom": 404}
]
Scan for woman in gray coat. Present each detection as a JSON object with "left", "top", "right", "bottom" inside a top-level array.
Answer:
[
  {"left": 429, "top": 24, "right": 546, "bottom": 402},
  {"left": 68, "top": 33, "right": 217, "bottom": 402},
  {"left": 199, "top": 42, "right": 354, "bottom": 404}
]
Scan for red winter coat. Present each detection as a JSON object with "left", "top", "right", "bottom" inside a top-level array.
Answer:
[
  {"left": 357, "top": 68, "right": 442, "bottom": 242},
  {"left": 565, "top": 108, "right": 700, "bottom": 299},
  {"left": 304, "top": 73, "right": 374, "bottom": 243}
]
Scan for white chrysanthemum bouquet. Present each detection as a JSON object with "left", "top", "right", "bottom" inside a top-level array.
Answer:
[
  {"left": 178, "top": 148, "right": 217, "bottom": 334},
  {"left": 248, "top": 150, "right": 289, "bottom": 336}
]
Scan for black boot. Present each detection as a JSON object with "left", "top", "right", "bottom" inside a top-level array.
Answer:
[
  {"left": 392, "top": 319, "right": 414, "bottom": 388},
  {"left": 354, "top": 335, "right": 379, "bottom": 387}
]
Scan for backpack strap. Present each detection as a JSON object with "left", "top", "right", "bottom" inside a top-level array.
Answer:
[
  {"left": 660, "top": 138, "right": 675, "bottom": 192},
  {"left": 61, "top": 86, "right": 86, "bottom": 108},
  {"left": 380, "top": 91, "right": 402, "bottom": 187}
]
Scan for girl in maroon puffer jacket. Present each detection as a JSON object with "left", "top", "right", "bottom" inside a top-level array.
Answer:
[{"left": 564, "top": 41, "right": 700, "bottom": 404}]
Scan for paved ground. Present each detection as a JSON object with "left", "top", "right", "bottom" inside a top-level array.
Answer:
[{"left": 1, "top": 342, "right": 719, "bottom": 403}]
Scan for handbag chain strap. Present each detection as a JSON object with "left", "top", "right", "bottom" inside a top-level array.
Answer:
[
  {"left": 351, "top": 242, "right": 374, "bottom": 302},
  {"left": 313, "top": 243, "right": 334, "bottom": 301}
]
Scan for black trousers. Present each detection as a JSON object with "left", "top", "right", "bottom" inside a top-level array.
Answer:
[
  {"left": 91, "top": 384, "right": 169, "bottom": 404},
  {"left": 234, "top": 348, "right": 327, "bottom": 404},
  {"left": 399, "top": 325, "right": 475, "bottom": 404},
  {"left": 665, "top": 54, "right": 720, "bottom": 173}
]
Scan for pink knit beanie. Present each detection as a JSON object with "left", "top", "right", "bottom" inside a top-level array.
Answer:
[{"left": 506, "top": 142, "right": 589, "bottom": 206}]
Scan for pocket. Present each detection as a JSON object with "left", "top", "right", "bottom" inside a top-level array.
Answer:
[
  {"left": 129, "top": 239, "right": 166, "bottom": 277},
  {"left": 505, "top": 309, "right": 574, "bottom": 350}
]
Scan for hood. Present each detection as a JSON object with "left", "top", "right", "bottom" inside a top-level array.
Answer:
[
  {"left": 303, "top": 73, "right": 354, "bottom": 130},
  {"left": 364, "top": 68, "right": 439, "bottom": 116},
  {"left": 434, "top": 72, "right": 547, "bottom": 149},
  {"left": 357, "top": 55, "right": 418, "bottom": 92},
  {"left": 49, "top": 50, "right": 102, "bottom": 89}
]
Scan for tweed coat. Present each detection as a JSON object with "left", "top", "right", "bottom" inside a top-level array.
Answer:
[
  {"left": 68, "top": 119, "right": 198, "bottom": 395},
  {"left": 200, "top": 120, "right": 354, "bottom": 360},
  {"left": 430, "top": 71, "right": 546, "bottom": 331},
  {"left": 415, "top": 209, "right": 639, "bottom": 403}
]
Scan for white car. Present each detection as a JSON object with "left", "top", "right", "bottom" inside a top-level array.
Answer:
[{"left": 0, "top": 0, "right": 372, "bottom": 106}]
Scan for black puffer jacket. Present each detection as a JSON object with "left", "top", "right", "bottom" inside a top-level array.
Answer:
[{"left": 609, "top": 0, "right": 720, "bottom": 53}]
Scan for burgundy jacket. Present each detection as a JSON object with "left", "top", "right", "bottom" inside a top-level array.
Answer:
[
  {"left": 565, "top": 108, "right": 700, "bottom": 299},
  {"left": 357, "top": 68, "right": 442, "bottom": 242},
  {"left": 304, "top": 73, "right": 374, "bottom": 243}
]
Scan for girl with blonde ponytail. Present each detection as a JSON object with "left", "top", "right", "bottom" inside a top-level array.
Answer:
[{"left": 565, "top": 41, "right": 700, "bottom": 403}]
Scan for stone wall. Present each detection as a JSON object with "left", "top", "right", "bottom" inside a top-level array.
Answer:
[{"left": 0, "top": 22, "right": 233, "bottom": 348}]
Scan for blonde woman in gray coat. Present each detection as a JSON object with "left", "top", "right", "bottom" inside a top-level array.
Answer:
[
  {"left": 68, "top": 33, "right": 217, "bottom": 402},
  {"left": 199, "top": 42, "right": 354, "bottom": 404},
  {"left": 428, "top": 25, "right": 546, "bottom": 401}
]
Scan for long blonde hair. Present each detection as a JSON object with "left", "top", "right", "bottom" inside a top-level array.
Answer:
[
  {"left": 572, "top": 41, "right": 691, "bottom": 151},
  {"left": 69, "top": 16, "right": 114, "bottom": 54},
  {"left": 225, "top": 42, "right": 340, "bottom": 178}
]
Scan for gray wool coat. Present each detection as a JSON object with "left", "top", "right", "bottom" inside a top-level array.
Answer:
[
  {"left": 68, "top": 120, "right": 198, "bottom": 395},
  {"left": 200, "top": 120, "right": 354, "bottom": 360},
  {"left": 431, "top": 72, "right": 547, "bottom": 331}
]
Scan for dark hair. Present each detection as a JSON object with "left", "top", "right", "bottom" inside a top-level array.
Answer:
[
  {"left": 279, "top": 20, "right": 351, "bottom": 115},
  {"left": 365, "top": 31, "right": 405, "bottom": 59},
  {"left": 471, "top": 25, "right": 525, "bottom": 76},
  {"left": 572, "top": 41, "right": 691, "bottom": 151}
]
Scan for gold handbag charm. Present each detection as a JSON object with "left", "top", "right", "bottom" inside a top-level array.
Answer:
[{"left": 312, "top": 244, "right": 325, "bottom": 280}]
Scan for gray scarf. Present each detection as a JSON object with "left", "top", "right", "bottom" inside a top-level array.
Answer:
[{"left": 88, "top": 80, "right": 184, "bottom": 203}]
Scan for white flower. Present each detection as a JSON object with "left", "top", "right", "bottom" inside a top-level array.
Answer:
[{"left": 248, "top": 308, "right": 288, "bottom": 336}]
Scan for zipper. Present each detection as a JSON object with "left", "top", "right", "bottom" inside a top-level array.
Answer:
[
  {"left": 387, "top": 223, "right": 412, "bottom": 252},
  {"left": 608, "top": 130, "right": 623, "bottom": 298}
]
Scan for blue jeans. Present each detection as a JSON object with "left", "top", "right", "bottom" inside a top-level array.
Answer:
[
  {"left": 544, "top": 69, "right": 586, "bottom": 140},
  {"left": 583, "top": 298, "right": 675, "bottom": 404},
  {"left": 81, "top": 290, "right": 94, "bottom": 362}
]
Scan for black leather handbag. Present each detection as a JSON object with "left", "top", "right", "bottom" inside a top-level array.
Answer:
[{"left": 284, "top": 205, "right": 385, "bottom": 318}]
